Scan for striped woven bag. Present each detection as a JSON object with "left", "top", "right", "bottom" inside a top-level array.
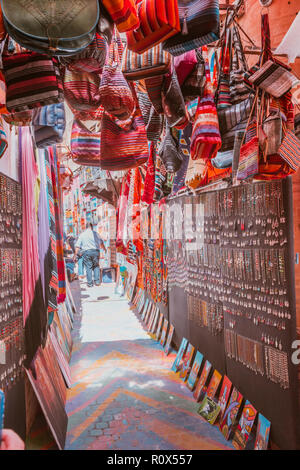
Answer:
[
  {"left": 190, "top": 47, "right": 221, "bottom": 161},
  {"left": 126, "top": 0, "right": 180, "bottom": 54},
  {"left": 70, "top": 120, "right": 101, "bottom": 166},
  {"left": 63, "top": 68, "right": 101, "bottom": 112},
  {"left": 278, "top": 129, "right": 300, "bottom": 172},
  {"left": 163, "top": 0, "right": 220, "bottom": 56},
  {"left": 216, "top": 28, "right": 232, "bottom": 111},
  {"left": 60, "top": 33, "right": 108, "bottom": 73},
  {"left": 100, "top": 89, "right": 149, "bottom": 171},
  {"left": 229, "top": 25, "right": 249, "bottom": 105},
  {"left": 122, "top": 44, "right": 171, "bottom": 81},
  {"left": 32, "top": 103, "right": 66, "bottom": 149},
  {"left": 3, "top": 52, "right": 64, "bottom": 112},
  {"left": 101, "top": 0, "right": 139, "bottom": 33},
  {"left": 100, "top": 39, "right": 135, "bottom": 121}
]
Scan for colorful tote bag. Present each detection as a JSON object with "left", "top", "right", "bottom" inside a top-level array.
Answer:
[
  {"left": 181, "top": 50, "right": 205, "bottom": 104},
  {"left": 60, "top": 32, "right": 108, "bottom": 73},
  {"left": 100, "top": 39, "right": 135, "bottom": 121},
  {"left": 0, "top": 117, "right": 7, "bottom": 158},
  {"left": 161, "top": 68, "right": 189, "bottom": 129},
  {"left": 278, "top": 129, "right": 300, "bottom": 172},
  {"left": 122, "top": 44, "right": 171, "bottom": 81},
  {"left": 190, "top": 47, "right": 221, "bottom": 161},
  {"left": 100, "top": 103, "right": 149, "bottom": 171},
  {"left": 63, "top": 68, "right": 101, "bottom": 112},
  {"left": 101, "top": 0, "right": 140, "bottom": 33},
  {"left": 32, "top": 103, "right": 66, "bottom": 149},
  {"left": 71, "top": 120, "right": 101, "bottom": 166},
  {"left": 163, "top": 0, "right": 220, "bottom": 56},
  {"left": 126, "top": 0, "right": 180, "bottom": 54},
  {"left": 246, "top": 14, "right": 299, "bottom": 98},
  {"left": 237, "top": 96, "right": 259, "bottom": 180},
  {"left": 3, "top": 52, "right": 64, "bottom": 112}
]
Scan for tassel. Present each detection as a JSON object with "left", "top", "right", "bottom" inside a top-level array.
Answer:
[{"left": 182, "top": 10, "right": 188, "bottom": 35}]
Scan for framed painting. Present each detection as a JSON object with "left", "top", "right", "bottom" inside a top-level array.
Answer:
[
  {"left": 155, "top": 313, "right": 164, "bottom": 341},
  {"left": 206, "top": 370, "right": 222, "bottom": 400},
  {"left": 171, "top": 338, "right": 188, "bottom": 372},
  {"left": 150, "top": 308, "right": 160, "bottom": 334},
  {"left": 254, "top": 414, "right": 271, "bottom": 450},
  {"left": 187, "top": 351, "right": 204, "bottom": 391},
  {"left": 147, "top": 306, "right": 156, "bottom": 331},
  {"left": 160, "top": 319, "right": 169, "bottom": 347},
  {"left": 164, "top": 324, "right": 174, "bottom": 355},
  {"left": 144, "top": 302, "right": 153, "bottom": 325},
  {"left": 179, "top": 344, "right": 195, "bottom": 381},
  {"left": 219, "top": 387, "right": 243, "bottom": 440},
  {"left": 232, "top": 400, "right": 257, "bottom": 450},
  {"left": 198, "top": 396, "right": 221, "bottom": 425},
  {"left": 193, "top": 361, "right": 212, "bottom": 401},
  {"left": 141, "top": 299, "right": 150, "bottom": 321},
  {"left": 218, "top": 375, "right": 232, "bottom": 421}
]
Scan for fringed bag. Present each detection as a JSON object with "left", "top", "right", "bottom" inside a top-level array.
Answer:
[
  {"left": 190, "top": 47, "right": 221, "bottom": 161},
  {"left": 70, "top": 120, "right": 101, "bottom": 166}
]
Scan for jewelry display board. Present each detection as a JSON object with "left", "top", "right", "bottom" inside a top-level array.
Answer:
[
  {"left": 0, "top": 173, "right": 25, "bottom": 439},
  {"left": 167, "top": 177, "right": 299, "bottom": 449}
]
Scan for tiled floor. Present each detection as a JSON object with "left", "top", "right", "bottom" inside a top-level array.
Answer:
[{"left": 65, "top": 281, "right": 233, "bottom": 450}]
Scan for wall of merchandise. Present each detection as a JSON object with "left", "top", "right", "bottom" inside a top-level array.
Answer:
[
  {"left": 167, "top": 177, "right": 299, "bottom": 450},
  {"left": 0, "top": 173, "right": 25, "bottom": 439}
]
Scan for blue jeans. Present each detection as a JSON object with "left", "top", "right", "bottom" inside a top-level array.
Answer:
[
  {"left": 82, "top": 249, "right": 100, "bottom": 286},
  {"left": 78, "top": 256, "right": 85, "bottom": 276}
]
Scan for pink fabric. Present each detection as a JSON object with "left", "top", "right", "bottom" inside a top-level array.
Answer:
[
  {"left": 174, "top": 50, "right": 197, "bottom": 85},
  {"left": 22, "top": 128, "right": 41, "bottom": 324}
]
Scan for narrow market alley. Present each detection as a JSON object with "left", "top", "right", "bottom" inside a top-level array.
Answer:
[{"left": 64, "top": 280, "right": 232, "bottom": 451}]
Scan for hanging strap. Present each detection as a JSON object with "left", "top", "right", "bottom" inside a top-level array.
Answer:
[
  {"left": 261, "top": 13, "right": 272, "bottom": 64},
  {"left": 232, "top": 24, "right": 248, "bottom": 72}
]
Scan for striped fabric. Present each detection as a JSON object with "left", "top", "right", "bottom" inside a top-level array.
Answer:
[
  {"left": 49, "top": 147, "right": 66, "bottom": 304},
  {"left": 278, "top": 130, "right": 300, "bottom": 172},
  {"left": 100, "top": 109, "right": 149, "bottom": 171},
  {"left": 122, "top": 44, "right": 171, "bottom": 81},
  {"left": 60, "top": 33, "right": 108, "bottom": 73},
  {"left": 217, "top": 28, "right": 231, "bottom": 110},
  {"left": 0, "top": 117, "right": 7, "bottom": 158},
  {"left": 45, "top": 149, "right": 58, "bottom": 319},
  {"left": 247, "top": 60, "right": 299, "bottom": 99},
  {"left": 163, "top": 0, "right": 220, "bottom": 56},
  {"left": 126, "top": 0, "right": 180, "bottom": 54},
  {"left": 63, "top": 68, "right": 101, "bottom": 111},
  {"left": 3, "top": 52, "right": 64, "bottom": 112},
  {"left": 190, "top": 47, "right": 221, "bottom": 161},
  {"left": 71, "top": 120, "right": 101, "bottom": 167},
  {"left": 142, "top": 142, "right": 155, "bottom": 204},
  {"left": 101, "top": 0, "right": 139, "bottom": 33},
  {"left": 69, "top": 103, "right": 104, "bottom": 121},
  {"left": 32, "top": 103, "right": 66, "bottom": 149},
  {"left": 237, "top": 136, "right": 259, "bottom": 180},
  {"left": 100, "top": 42, "right": 135, "bottom": 121},
  {"left": 144, "top": 75, "right": 164, "bottom": 114}
]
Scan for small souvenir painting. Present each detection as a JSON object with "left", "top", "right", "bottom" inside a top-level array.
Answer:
[
  {"left": 147, "top": 306, "right": 156, "bottom": 331},
  {"left": 164, "top": 324, "right": 174, "bottom": 355},
  {"left": 144, "top": 303, "right": 153, "bottom": 326},
  {"left": 219, "top": 387, "right": 243, "bottom": 441},
  {"left": 187, "top": 351, "right": 204, "bottom": 391},
  {"left": 155, "top": 313, "right": 164, "bottom": 341},
  {"left": 137, "top": 294, "right": 145, "bottom": 314},
  {"left": 254, "top": 414, "right": 271, "bottom": 450},
  {"left": 193, "top": 361, "right": 212, "bottom": 402},
  {"left": 232, "top": 400, "right": 257, "bottom": 450},
  {"left": 179, "top": 343, "right": 195, "bottom": 381},
  {"left": 218, "top": 376, "right": 232, "bottom": 421},
  {"left": 198, "top": 396, "right": 221, "bottom": 425},
  {"left": 141, "top": 299, "right": 149, "bottom": 321},
  {"left": 206, "top": 370, "right": 222, "bottom": 400},
  {"left": 150, "top": 308, "right": 160, "bottom": 334},
  {"left": 171, "top": 337, "right": 188, "bottom": 372},
  {"left": 160, "top": 319, "right": 169, "bottom": 347}
]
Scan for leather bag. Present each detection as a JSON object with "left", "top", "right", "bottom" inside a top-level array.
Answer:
[{"left": 0, "top": 0, "right": 99, "bottom": 55}]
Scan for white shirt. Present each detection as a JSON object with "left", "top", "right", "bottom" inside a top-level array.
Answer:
[{"left": 75, "top": 228, "right": 103, "bottom": 252}]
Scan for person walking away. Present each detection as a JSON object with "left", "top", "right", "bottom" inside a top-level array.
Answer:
[{"left": 74, "top": 223, "right": 106, "bottom": 287}]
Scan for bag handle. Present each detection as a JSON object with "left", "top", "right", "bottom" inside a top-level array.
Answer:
[
  {"left": 232, "top": 24, "right": 248, "bottom": 72},
  {"left": 240, "top": 90, "right": 259, "bottom": 147}
]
